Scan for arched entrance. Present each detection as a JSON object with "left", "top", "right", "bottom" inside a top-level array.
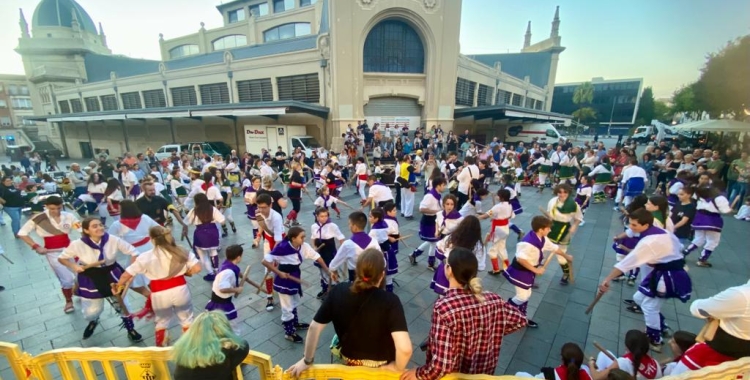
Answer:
[{"left": 363, "top": 97, "right": 422, "bottom": 131}]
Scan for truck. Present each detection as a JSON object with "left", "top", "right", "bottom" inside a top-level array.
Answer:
[
  {"left": 631, "top": 120, "right": 684, "bottom": 144},
  {"left": 244, "top": 125, "right": 321, "bottom": 156},
  {"left": 501, "top": 123, "right": 568, "bottom": 145}
]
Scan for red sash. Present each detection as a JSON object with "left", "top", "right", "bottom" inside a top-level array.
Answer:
[
  {"left": 44, "top": 234, "right": 71, "bottom": 250},
  {"left": 680, "top": 342, "right": 736, "bottom": 371},
  {"left": 107, "top": 201, "right": 121, "bottom": 216},
  {"left": 132, "top": 237, "right": 151, "bottom": 248},
  {"left": 623, "top": 353, "right": 659, "bottom": 379},
  {"left": 490, "top": 218, "right": 510, "bottom": 237},
  {"left": 555, "top": 366, "right": 592, "bottom": 380},
  {"left": 358, "top": 174, "right": 368, "bottom": 180},
  {"left": 149, "top": 275, "right": 186, "bottom": 293},
  {"left": 263, "top": 231, "right": 286, "bottom": 250}
]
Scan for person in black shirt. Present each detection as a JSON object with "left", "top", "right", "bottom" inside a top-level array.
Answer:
[
  {"left": 173, "top": 311, "right": 249, "bottom": 380},
  {"left": 0, "top": 176, "right": 25, "bottom": 235},
  {"left": 257, "top": 177, "right": 286, "bottom": 217},
  {"left": 670, "top": 186, "right": 696, "bottom": 242},
  {"left": 285, "top": 162, "right": 305, "bottom": 227},
  {"left": 274, "top": 146, "right": 287, "bottom": 171},
  {"left": 98, "top": 156, "right": 115, "bottom": 180},
  {"left": 286, "top": 248, "right": 412, "bottom": 375},
  {"left": 135, "top": 182, "right": 188, "bottom": 238}
]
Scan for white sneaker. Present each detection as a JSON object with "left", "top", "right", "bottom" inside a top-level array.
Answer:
[{"left": 579, "top": 220, "right": 586, "bottom": 226}]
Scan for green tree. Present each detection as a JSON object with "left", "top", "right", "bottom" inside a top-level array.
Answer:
[
  {"left": 571, "top": 81, "right": 597, "bottom": 136},
  {"left": 635, "top": 87, "right": 655, "bottom": 126},
  {"left": 671, "top": 84, "right": 697, "bottom": 114},
  {"left": 691, "top": 35, "right": 749, "bottom": 118},
  {"left": 653, "top": 100, "right": 671, "bottom": 122}
]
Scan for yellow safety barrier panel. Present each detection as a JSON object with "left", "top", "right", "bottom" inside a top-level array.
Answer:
[{"left": 2, "top": 342, "right": 749, "bottom": 380}]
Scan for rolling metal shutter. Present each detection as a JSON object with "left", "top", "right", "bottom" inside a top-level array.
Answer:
[
  {"left": 171, "top": 86, "right": 197, "bottom": 107},
  {"left": 143, "top": 89, "right": 167, "bottom": 108},
  {"left": 363, "top": 97, "right": 421, "bottom": 117},
  {"left": 237, "top": 78, "right": 273, "bottom": 103},
  {"left": 85, "top": 97, "right": 100, "bottom": 112},
  {"left": 199, "top": 83, "right": 230, "bottom": 105},
  {"left": 121, "top": 92, "right": 142, "bottom": 110},
  {"left": 277, "top": 73, "right": 319, "bottom": 103},
  {"left": 100, "top": 95, "right": 119, "bottom": 111}
]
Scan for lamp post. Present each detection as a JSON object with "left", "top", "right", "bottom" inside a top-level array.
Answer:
[{"left": 607, "top": 96, "right": 616, "bottom": 136}]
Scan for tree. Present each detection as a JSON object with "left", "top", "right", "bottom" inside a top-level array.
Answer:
[
  {"left": 671, "top": 84, "right": 697, "bottom": 114},
  {"left": 571, "top": 82, "right": 597, "bottom": 136},
  {"left": 653, "top": 100, "right": 671, "bottom": 122},
  {"left": 635, "top": 87, "right": 655, "bottom": 126},
  {"left": 693, "top": 35, "right": 749, "bottom": 118}
]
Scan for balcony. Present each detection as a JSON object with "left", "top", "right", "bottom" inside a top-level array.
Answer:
[{"left": 29, "top": 65, "right": 81, "bottom": 83}]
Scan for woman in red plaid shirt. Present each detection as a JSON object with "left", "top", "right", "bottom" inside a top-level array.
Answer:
[{"left": 401, "top": 247, "right": 527, "bottom": 380}]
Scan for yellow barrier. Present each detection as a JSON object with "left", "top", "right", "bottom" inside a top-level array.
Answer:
[{"left": 2, "top": 342, "right": 749, "bottom": 380}]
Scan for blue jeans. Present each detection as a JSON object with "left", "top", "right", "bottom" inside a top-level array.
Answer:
[
  {"left": 2, "top": 206, "right": 22, "bottom": 235},
  {"left": 729, "top": 182, "right": 747, "bottom": 210}
]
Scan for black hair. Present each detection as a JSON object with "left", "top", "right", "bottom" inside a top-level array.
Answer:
[
  {"left": 496, "top": 188, "right": 511, "bottom": 202},
  {"left": 648, "top": 195, "right": 670, "bottom": 221},
  {"left": 314, "top": 207, "right": 329, "bottom": 216},
  {"left": 531, "top": 215, "right": 552, "bottom": 232},
  {"left": 193, "top": 193, "right": 214, "bottom": 224},
  {"left": 446, "top": 247, "right": 484, "bottom": 301},
  {"left": 81, "top": 217, "right": 101, "bottom": 237},
  {"left": 383, "top": 201, "right": 397, "bottom": 214},
  {"left": 432, "top": 177, "right": 447, "bottom": 189},
  {"left": 554, "top": 183, "right": 573, "bottom": 195},
  {"left": 370, "top": 208, "right": 384, "bottom": 222},
  {"left": 625, "top": 194, "right": 649, "bottom": 215},
  {"left": 625, "top": 330, "right": 650, "bottom": 379},
  {"left": 502, "top": 174, "right": 514, "bottom": 186},
  {"left": 629, "top": 208, "right": 654, "bottom": 226},
  {"left": 672, "top": 330, "right": 697, "bottom": 355},
  {"left": 44, "top": 195, "right": 64, "bottom": 206},
  {"left": 256, "top": 193, "right": 272, "bottom": 206},
  {"left": 286, "top": 226, "right": 305, "bottom": 241},
  {"left": 349, "top": 211, "right": 368, "bottom": 230},
  {"left": 119, "top": 200, "right": 143, "bottom": 219},
  {"left": 560, "top": 342, "right": 584, "bottom": 380},
  {"left": 447, "top": 216, "right": 483, "bottom": 251},
  {"left": 464, "top": 156, "right": 475, "bottom": 165},
  {"left": 225, "top": 244, "right": 243, "bottom": 261}
]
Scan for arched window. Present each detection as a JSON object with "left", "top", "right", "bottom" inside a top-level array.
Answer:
[
  {"left": 213, "top": 35, "right": 248, "bottom": 50},
  {"left": 263, "top": 23, "right": 312, "bottom": 42},
  {"left": 364, "top": 20, "right": 424, "bottom": 74},
  {"left": 169, "top": 44, "right": 199, "bottom": 59}
]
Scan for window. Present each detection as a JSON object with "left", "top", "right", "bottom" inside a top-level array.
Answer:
[
  {"left": 263, "top": 23, "right": 311, "bottom": 42},
  {"left": 143, "top": 89, "right": 167, "bottom": 108},
  {"left": 477, "top": 84, "right": 492, "bottom": 107},
  {"left": 0, "top": 100, "right": 6, "bottom": 108},
  {"left": 273, "top": 0, "right": 294, "bottom": 13},
  {"left": 169, "top": 44, "right": 199, "bottom": 59},
  {"left": 228, "top": 8, "right": 246, "bottom": 23},
  {"left": 8, "top": 85, "right": 18, "bottom": 95},
  {"left": 213, "top": 35, "right": 248, "bottom": 50},
  {"left": 249, "top": 3, "right": 269, "bottom": 17},
  {"left": 535, "top": 99, "right": 543, "bottom": 110},
  {"left": 455, "top": 78, "right": 476, "bottom": 107},
  {"left": 546, "top": 129, "right": 558, "bottom": 138},
  {"left": 0, "top": 117, "right": 11, "bottom": 127},
  {"left": 20, "top": 118, "right": 36, "bottom": 126},
  {"left": 171, "top": 86, "right": 198, "bottom": 106},
  {"left": 277, "top": 73, "right": 319, "bottom": 103},
  {"left": 495, "top": 89, "right": 511, "bottom": 105},
  {"left": 511, "top": 93, "right": 523, "bottom": 106},
  {"left": 85, "top": 96, "right": 100, "bottom": 112},
  {"left": 363, "top": 20, "right": 425, "bottom": 74},
  {"left": 70, "top": 98, "right": 83, "bottom": 113},
  {"left": 20, "top": 86, "right": 29, "bottom": 95},
  {"left": 121, "top": 92, "right": 142, "bottom": 109},
  {"left": 11, "top": 98, "right": 33, "bottom": 109},
  {"left": 199, "top": 83, "right": 230, "bottom": 105},
  {"left": 100, "top": 94, "right": 118, "bottom": 111},
  {"left": 58, "top": 100, "right": 71, "bottom": 114},
  {"left": 525, "top": 97, "right": 534, "bottom": 109},
  {"left": 300, "top": 0, "right": 317, "bottom": 6},
  {"left": 237, "top": 78, "right": 273, "bottom": 102}
]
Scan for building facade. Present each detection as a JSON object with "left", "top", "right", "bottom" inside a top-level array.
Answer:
[
  {"left": 0, "top": 74, "right": 45, "bottom": 154},
  {"left": 17, "top": 0, "right": 569, "bottom": 159},
  {"left": 551, "top": 77, "right": 643, "bottom": 134}
]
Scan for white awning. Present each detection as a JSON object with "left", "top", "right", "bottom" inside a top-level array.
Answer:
[
  {"left": 190, "top": 108, "right": 286, "bottom": 118},
  {"left": 48, "top": 114, "right": 126, "bottom": 122},
  {"left": 126, "top": 111, "right": 191, "bottom": 119}
]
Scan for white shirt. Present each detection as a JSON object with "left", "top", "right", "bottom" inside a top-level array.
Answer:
[
  {"left": 690, "top": 280, "right": 750, "bottom": 340},
  {"left": 186, "top": 207, "right": 225, "bottom": 225},
  {"left": 577, "top": 186, "right": 592, "bottom": 199},
  {"left": 264, "top": 242, "right": 320, "bottom": 265},
  {"left": 311, "top": 221, "right": 345, "bottom": 241},
  {"left": 550, "top": 151, "right": 564, "bottom": 163},
  {"left": 419, "top": 192, "right": 441, "bottom": 215},
  {"left": 329, "top": 234, "right": 382, "bottom": 272},
  {"left": 488, "top": 202, "right": 515, "bottom": 238},
  {"left": 459, "top": 198, "right": 484, "bottom": 216},
  {"left": 108, "top": 215, "right": 160, "bottom": 253},
  {"left": 213, "top": 268, "right": 239, "bottom": 299},
  {"left": 588, "top": 164, "right": 611, "bottom": 177},
  {"left": 435, "top": 212, "right": 463, "bottom": 235},
  {"left": 515, "top": 235, "right": 558, "bottom": 264},
  {"left": 260, "top": 164, "right": 275, "bottom": 179},
  {"left": 60, "top": 235, "right": 139, "bottom": 266},
  {"left": 457, "top": 164, "right": 479, "bottom": 194},
  {"left": 120, "top": 171, "right": 138, "bottom": 188},
  {"left": 126, "top": 247, "right": 200, "bottom": 280},
  {"left": 614, "top": 228, "right": 684, "bottom": 288},
  {"left": 355, "top": 163, "right": 368, "bottom": 177},
  {"left": 258, "top": 210, "right": 284, "bottom": 242},
  {"left": 696, "top": 195, "right": 731, "bottom": 214},
  {"left": 18, "top": 211, "right": 80, "bottom": 247},
  {"left": 367, "top": 183, "right": 393, "bottom": 203},
  {"left": 620, "top": 165, "right": 649, "bottom": 184},
  {"left": 369, "top": 225, "right": 390, "bottom": 244},
  {"left": 87, "top": 182, "right": 107, "bottom": 194}
]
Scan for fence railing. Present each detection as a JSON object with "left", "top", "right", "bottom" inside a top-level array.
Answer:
[{"left": 2, "top": 342, "right": 748, "bottom": 380}]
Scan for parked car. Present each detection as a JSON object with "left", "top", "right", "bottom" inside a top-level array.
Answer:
[{"left": 154, "top": 141, "right": 233, "bottom": 160}]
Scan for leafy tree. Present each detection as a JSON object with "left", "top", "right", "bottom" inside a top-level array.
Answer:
[
  {"left": 671, "top": 84, "right": 697, "bottom": 114},
  {"left": 653, "top": 100, "right": 671, "bottom": 122},
  {"left": 635, "top": 87, "right": 655, "bottom": 126},
  {"left": 572, "top": 107, "right": 597, "bottom": 122},
  {"left": 572, "top": 82, "right": 597, "bottom": 123}
]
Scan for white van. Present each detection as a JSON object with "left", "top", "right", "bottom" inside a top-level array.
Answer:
[{"left": 503, "top": 123, "right": 567, "bottom": 145}]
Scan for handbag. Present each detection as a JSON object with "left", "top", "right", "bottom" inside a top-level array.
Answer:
[{"left": 330, "top": 292, "right": 374, "bottom": 363}]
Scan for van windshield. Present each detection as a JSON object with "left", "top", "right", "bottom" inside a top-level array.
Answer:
[
  {"left": 635, "top": 127, "right": 648, "bottom": 134},
  {"left": 295, "top": 137, "right": 321, "bottom": 149}
]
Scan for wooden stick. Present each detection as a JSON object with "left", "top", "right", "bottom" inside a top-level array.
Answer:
[
  {"left": 593, "top": 342, "right": 617, "bottom": 362},
  {"left": 538, "top": 206, "right": 552, "bottom": 219},
  {"left": 81, "top": 260, "right": 106, "bottom": 270},
  {"left": 314, "top": 243, "right": 326, "bottom": 251},
  {"left": 568, "top": 261, "right": 576, "bottom": 284},
  {"left": 236, "top": 265, "right": 252, "bottom": 299},
  {"left": 256, "top": 272, "right": 271, "bottom": 295},
  {"left": 243, "top": 277, "right": 267, "bottom": 294},
  {"left": 394, "top": 234, "right": 413, "bottom": 242},
  {"left": 585, "top": 292, "right": 605, "bottom": 315},
  {"left": 303, "top": 189, "right": 315, "bottom": 203},
  {"left": 542, "top": 253, "right": 556, "bottom": 270},
  {"left": 0, "top": 253, "right": 14, "bottom": 264}
]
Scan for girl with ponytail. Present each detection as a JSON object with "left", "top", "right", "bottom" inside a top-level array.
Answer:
[
  {"left": 593, "top": 330, "right": 662, "bottom": 379},
  {"left": 517, "top": 342, "right": 593, "bottom": 379}
]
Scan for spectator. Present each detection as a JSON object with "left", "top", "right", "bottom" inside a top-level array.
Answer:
[
  {"left": 287, "top": 248, "right": 411, "bottom": 375},
  {"left": 706, "top": 151, "right": 725, "bottom": 176},
  {"left": 173, "top": 311, "right": 249, "bottom": 380},
  {"left": 516, "top": 343, "right": 592, "bottom": 380},
  {"left": 0, "top": 176, "right": 25, "bottom": 235},
  {"left": 68, "top": 163, "right": 88, "bottom": 197},
  {"left": 400, "top": 247, "right": 526, "bottom": 380}
]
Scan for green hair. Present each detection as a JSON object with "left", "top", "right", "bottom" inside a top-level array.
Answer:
[{"left": 172, "top": 311, "right": 245, "bottom": 368}]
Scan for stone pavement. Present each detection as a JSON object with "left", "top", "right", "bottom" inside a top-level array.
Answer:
[{"left": 1, "top": 181, "right": 749, "bottom": 379}]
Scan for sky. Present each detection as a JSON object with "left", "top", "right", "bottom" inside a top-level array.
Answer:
[{"left": 0, "top": 0, "right": 748, "bottom": 99}]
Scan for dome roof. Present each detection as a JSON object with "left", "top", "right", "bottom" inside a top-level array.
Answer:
[{"left": 32, "top": 0, "right": 97, "bottom": 33}]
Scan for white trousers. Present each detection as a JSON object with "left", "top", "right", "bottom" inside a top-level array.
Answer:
[
  {"left": 401, "top": 188, "right": 414, "bottom": 217},
  {"left": 691, "top": 230, "right": 721, "bottom": 251},
  {"left": 512, "top": 286, "right": 532, "bottom": 305},
  {"left": 555, "top": 244, "right": 570, "bottom": 264},
  {"left": 357, "top": 179, "right": 367, "bottom": 199},
  {"left": 488, "top": 227, "right": 509, "bottom": 261},
  {"left": 418, "top": 241, "right": 436, "bottom": 257},
  {"left": 81, "top": 296, "right": 132, "bottom": 321},
  {"left": 592, "top": 183, "right": 606, "bottom": 194},
  {"left": 47, "top": 250, "right": 76, "bottom": 289},
  {"left": 634, "top": 290, "right": 664, "bottom": 331},
  {"left": 195, "top": 248, "right": 218, "bottom": 272},
  {"left": 152, "top": 285, "right": 194, "bottom": 330},
  {"left": 538, "top": 174, "right": 548, "bottom": 186},
  {"left": 279, "top": 293, "right": 300, "bottom": 322},
  {"left": 615, "top": 188, "right": 623, "bottom": 203},
  {"left": 476, "top": 246, "right": 487, "bottom": 271},
  {"left": 222, "top": 206, "right": 234, "bottom": 223}
]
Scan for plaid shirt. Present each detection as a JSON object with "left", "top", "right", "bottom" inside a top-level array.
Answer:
[{"left": 416, "top": 289, "right": 527, "bottom": 380}]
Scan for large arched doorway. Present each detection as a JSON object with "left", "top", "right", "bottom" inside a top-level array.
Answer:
[
  {"left": 363, "top": 19, "right": 425, "bottom": 74},
  {"left": 363, "top": 97, "right": 422, "bottom": 132}
]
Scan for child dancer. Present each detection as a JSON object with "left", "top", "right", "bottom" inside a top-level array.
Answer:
[
  {"left": 205, "top": 244, "right": 244, "bottom": 333},
  {"left": 369, "top": 208, "right": 396, "bottom": 283},
  {"left": 263, "top": 226, "right": 329, "bottom": 343},
  {"left": 169, "top": 169, "right": 188, "bottom": 211},
  {"left": 410, "top": 178, "right": 446, "bottom": 269},
  {"left": 503, "top": 216, "right": 571, "bottom": 328},
  {"left": 545, "top": 184, "right": 583, "bottom": 285},
  {"left": 576, "top": 177, "right": 593, "bottom": 226},
  {"left": 354, "top": 157, "right": 368, "bottom": 200},
  {"left": 243, "top": 176, "right": 261, "bottom": 248},
  {"left": 667, "top": 171, "right": 691, "bottom": 208},
  {"left": 588, "top": 156, "right": 613, "bottom": 203},
  {"left": 479, "top": 188, "right": 515, "bottom": 275},
  {"left": 216, "top": 170, "right": 236, "bottom": 237},
  {"left": 383, "top": 202, "right": 400, "bottom": 292},
  {"left": 186, "top": 193, "right": 225, "bottom": 281},
  {"left": 503, "top": 174, "right": 525, "bottom": 239},
  {"left": 310, "top": 207, "right": 345, "bottom": 298},
  {"left": 435, "top": 194, "right": 463, "bottom": 237},
  {"left": 328, "top": 212, "right": 382, "bottom": 282},
  {"left": 528, "top": 151, "right": 552, "bottom": 193},
  {"left": 681, "top": 186, "right": 732, "bottom": 267},
  {"left": 254, "top": 193, "right": 285, "bottom": 311},
  {"left": 430, "top": 216, "right": 483, "bottom": 295},
  {"left": 594, "top": 330, "right": 662, "bottom": 379},
  {"left": 314, "top": 186, "right": 350, "bottom": 218},
  {"left": 458, "top": 187, "right": 490, "bottom": 217}
]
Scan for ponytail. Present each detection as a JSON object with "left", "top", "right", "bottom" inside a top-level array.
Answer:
[
  {"left": 149, "top": 226, "right": 188, "bottom": 264},
  {"left": 625, "top": 330, "right": 649, "bottom": 379},
  {"left": 560, "top": 343, "right": 584, "bottom": 380},
  {"left": 350, "top": 248, "right": 385, "bottom": 294},
  {"left": 446, "top": 247, "right": 484, "bottom": 302},
  {"left": 468, "top": 277, "right": 485, "bottom": 303}
]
